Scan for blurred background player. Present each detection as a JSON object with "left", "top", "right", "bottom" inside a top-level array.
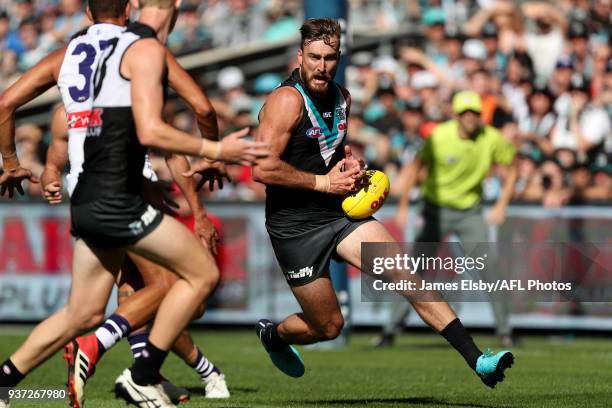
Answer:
[{"left": 378, "top": 90, "right": 518, "bottom": 348}]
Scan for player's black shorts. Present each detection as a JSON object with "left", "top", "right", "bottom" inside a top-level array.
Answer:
[
  {"left": 70, "top": 194, "right": 163, "bottom": 249},
  {"left": 266, "top": 216, "right": 375, "bottom": 287}
]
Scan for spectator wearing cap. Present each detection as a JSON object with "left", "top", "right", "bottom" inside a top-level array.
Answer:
[
  {"left": 422, "top": 7, "right": 449, "bottom": 67},
  {"left": 346, "top": 51, "right": 378, "bottom": 108},
  {"left": 462, "top": 38, "right": 487, "bottom": 79},
  {"left": 551, "top": 78, "right": 611, "bottom": 162},
  {"left": 384, "top": 90, "right": 518, "bottom": 347},
  {"left": 480, "top": 21, "right": 507, "bottom": 75},
  {"left": 392, "top": 97, "right": 425, "bottom": 175},
  {"left": 440, "top": 27, "right": 464, "bottom": 81},
  {"left": 213, "top": 66, "right": 254, "bottom": 130},
  {"left": 567, "top": 20, "right": 593, "bottom": 79},
  {"left": 410, "top": 69, "right": 444, "bottom": 121},
  {"left": 513, "top": 145, "right": 544, "bottom": 202},
  {"left": 251, "top": 72, "right": 281, "bottom": 123},
  {"left": 550, "top": 56, "right": 576, "bottom": 112},
  {"left": 519, "top": 86, "right": 556, "bottom": 158}
]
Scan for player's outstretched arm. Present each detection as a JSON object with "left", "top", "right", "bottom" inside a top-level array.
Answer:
[
  {"left": 0, "top": 46, "right": 64, "bottom": 197},
  {"left": 252, "top": 87, "right": 358, "bottom": 194},
  {"left": 41, "top": 104, "right": 69, "bottom": 205},
  {"left": 166, "top": 51, "right": 229, "bottom": 191},
  {"left": 165, "top": 153, "right": 219, "bottom": 253},
  {"left": 126, "top": 39, "right": 269, "bottom": 164},
  {"left": 166, "top": 50, "right": 219, "bottom": 141}
]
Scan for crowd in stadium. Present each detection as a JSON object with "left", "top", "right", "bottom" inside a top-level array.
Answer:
[{"left": 1, "top": 0, "right": 611, "bottom": 206}]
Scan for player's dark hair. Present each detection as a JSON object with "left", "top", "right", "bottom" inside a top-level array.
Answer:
[
  {"left": 88, "top": 0, "right": 129, "bottom": 21},
  {"left": 300, "top": 18, "right": 341, "bottom": 50}
]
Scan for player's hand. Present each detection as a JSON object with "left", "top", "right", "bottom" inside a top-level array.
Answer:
[
  {"left": 327, "top": 159, "right": 359, "bottom": 195},
  {"left": 487, "top": 204, "right": 506, "bottom": 225},
  {"left": 395, "top": 205, "right": 409, "bottom": 229},
  {"left": 0, "top": 167, "right": 39, "bottom": 198},
  {"left": 219, "top": 128, "right": 270, "bottom": 166},
  {"left": 43, "top": 181, "right": 63, "bottom": 205},
  {"left": 182, "top": 160, "right": 232, "bottom": 192},
  {"left": 194, "top": 214, "right": 220, "bottom": 255},
  {"left": 344, "top": 145, "right": 366, "bottom": 181},
  {"left": 142, "top": 178, "right": 180, "bottom": 217}
]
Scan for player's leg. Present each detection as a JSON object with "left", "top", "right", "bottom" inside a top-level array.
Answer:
[
  {"left": 171, "top": 331, "right": 230, "bottom": 398},
  {"left": 0, "top": 239, "right": 123, "bottom": 406},
  {"left": 377, "top": 204, "right": 444, "bottom": 347},
  {"left": 336, "top": 220, "right": 514, "bottom": 388},
  {"left": 256, "top": 272, "right": 341, "bottom": 377},
  {"left": 123, "top": 215, "right": 219, "bottom": 388}
]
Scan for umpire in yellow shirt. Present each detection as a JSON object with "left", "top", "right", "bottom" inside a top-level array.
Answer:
[{"left": 377, "top": 91, "right": 518, "bottom": 348}]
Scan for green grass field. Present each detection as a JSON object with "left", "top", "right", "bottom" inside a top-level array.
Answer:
[{"left": 1, "top": 329, "right": 611, "bottom": 407}]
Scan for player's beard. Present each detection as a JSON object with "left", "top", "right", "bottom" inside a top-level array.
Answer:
[{"left": 300, "top": 68, "right": 334, "bottom": 97}]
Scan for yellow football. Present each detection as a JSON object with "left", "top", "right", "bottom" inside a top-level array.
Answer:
[{"left": 342, "top": 170, "right": 390, "bottom": 219}]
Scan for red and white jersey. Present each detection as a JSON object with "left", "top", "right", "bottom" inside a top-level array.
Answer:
[{"left": 58, "top": 23, "right": 126, "bottom": 196}]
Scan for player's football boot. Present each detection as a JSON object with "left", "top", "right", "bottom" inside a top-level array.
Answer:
[
  {"left": 63, "top": 335, "right": 100, "bottom": 408},
  {"left": 115, "top": 372, "right": 189, "bottom": 405},
  {"left": 476, "top": 349, "right": 514, "bottom": 388},
  {"left": 115, "top": 368, "right": 175, "bottom": 408},
  {"left": 203, "top": 372, "right": 230, "bottom": 398},
  {"left": 256, "top": 319, "right": 305, "bottom": 378}
]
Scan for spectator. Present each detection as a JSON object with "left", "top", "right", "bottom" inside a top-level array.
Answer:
[{"left": 209, "top": 0, "right": 267, "bottom": 48}]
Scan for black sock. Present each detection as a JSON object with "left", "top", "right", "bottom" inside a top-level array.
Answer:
[
  {"left": 130, "top": 341, "right": 168, "bottom": 386},
  {"left": 0, "top": 359, "right": 25, "bottom": 396},
  {"left": 268, "top": 324, "right": 288, "bottom": 351},
  {"left": 440, "top": 318, "right": 482, "bottom": 371}
]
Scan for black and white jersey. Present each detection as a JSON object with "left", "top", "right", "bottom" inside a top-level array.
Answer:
[
  {"left": 71, "top": 22, "right": 158, "bottom": 206},
  {"left": 57, "top": 23, "right": 126, "bottom": 196}
]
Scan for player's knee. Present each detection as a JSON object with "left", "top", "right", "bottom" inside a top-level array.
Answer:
[
  {"left": 315, "top": 313, "right": 344, "bottom": 340},
  {"left": 192, "top": 264, "right": 220, "bottom": 299}
]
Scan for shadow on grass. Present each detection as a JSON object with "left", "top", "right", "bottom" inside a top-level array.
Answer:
[{"left": 303, "top": 397, "right": 498, "bottom": 407}]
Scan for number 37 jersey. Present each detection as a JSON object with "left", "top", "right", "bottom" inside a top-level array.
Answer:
[
  {"left": 57, "top": 23, "right": 126, "bottom": 196},
  {"left": 70, "top": 22, "right": 158, "bottom": 206}
]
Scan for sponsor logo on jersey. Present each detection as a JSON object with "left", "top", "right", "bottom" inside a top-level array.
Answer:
[
  {"left": 128, "top": 205, "right": 159, "bottom": 236},
  {"left": 286, "top": 266, "right": 314, "bottom": 280},
  {"left": 306, "top": 127, "right": 323, "bottom": 139},
  {"left": 337, "top": 122, "right": 347, "bottom": 131},
  {"left": 336, "top": 106, "right": 346, "bottom": 121},
  {"left": 322, "top": 112, "right": 333, "bottom": 118},
  {"left": 68, "top": 109, "right": 103, "bottom": 129}
]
